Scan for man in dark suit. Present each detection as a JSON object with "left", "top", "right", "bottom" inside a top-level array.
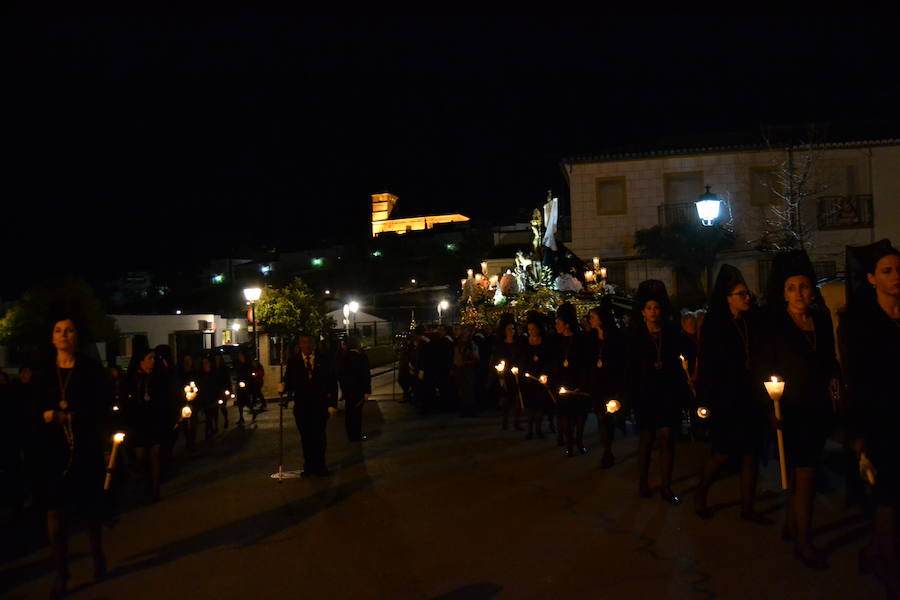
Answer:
[{"left": 284, "top": 334, "right": 337, "bottom": 476}]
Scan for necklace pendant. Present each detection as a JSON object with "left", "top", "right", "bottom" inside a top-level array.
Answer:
[
  {"left": 533, "top": 355, "right": 539, "bottom": 362},
  {"left": 563, "top": 359, "right": 569, "bottom": 368},
  {"left": 596, "top": 359, "right": 603, "bottom": 369},
  {"left": 59, "top": 400, "right": 68, "bottom": 410}
]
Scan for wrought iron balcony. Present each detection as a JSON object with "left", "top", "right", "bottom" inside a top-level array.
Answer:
[
  {"left": 817, "top": 195, "right": 873, "bottom": 230},
  {"left": 657, "top": 202, "right": 698, "bottom": 226}
]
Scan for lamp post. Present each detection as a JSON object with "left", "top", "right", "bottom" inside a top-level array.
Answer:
[
  {"left": 243, "top": 287, "right": 262, "bottom": 361},
  {"left": 694, "top": 185, "right": 723, "bottom": 294},
  {"left": 437, "top": 300, "right": 449, "bottom": 324},
  {"left": 349, "top": 301, "right": 360, "bottom": 331}
]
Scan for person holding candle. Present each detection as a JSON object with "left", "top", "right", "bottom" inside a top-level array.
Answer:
[
  {"left": 126, "top": 348, "right": 172, "bottom": 503},
  {"left": 693, "top": 264, "right": 770, "bottom": 523},
  {"left": 36, "top": 312, "right": 111, "bottom": 597},
  {"left": 761, "top": 250, "right": 839, "bottom": 569},
  {"left": 234, "top": 350, "right": 253, "bottom": 426},
  {"left": 625, "top": 280, "right": 692, "bottom": 504},
  {"left": 554, "top": 302, "right": 589, "bottom": 457},
  {"left": 251, "top": 358, "right": 266, "bottom": 412},
  {"left": 213, "top": 354, "right": 232, "bottom": 429},
  {"left": 520, "top": 312, "right": 554, "bottom": 439},
  {"left": 490, "top": 313, "right": 523, "bottom": 432},
  {"left": 841, "top": 240, "right": 900, "bottom": 593},
  {"left": 586, "top": 301, "right": 625, "bottom": 469},
  {"left": 196, "top": 357, "right": 218, "bottom": 439}
]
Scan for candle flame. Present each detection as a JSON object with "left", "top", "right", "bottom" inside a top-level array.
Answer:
[
  {"left": 239, "top": 381, "right": 246, "bottom": 388},
  {"left": 494, "top": 361, "right": 506, "bottom": 373},
  {"left": 558, "top": 386, "right": 568, "bottom": 394},
  {"left": 112, "top": 405, "right": 119, "bottom": 411},
  {"left": 113, "top": 432, "right": 125, "bottom": 443},
  {"left": 510, "top": 366, "right": 519, "bottom": 375},
  {"left": 697, "top": 406, "right": 710, "bottom": 419},
  {"left": 182, "top": 405, "right": 192, "bottom": 419},
  {"left": 539, "top": 374, "right": 548, "bottom": 385},
  {"left": 606, "top": 399, "right": 621, "bottom": 413},
  {"left": 218, "top": 399, "right": 224, "bottom": 405},
  {"left": 770, "top": 375, "right": 778, "bottom": 383}
]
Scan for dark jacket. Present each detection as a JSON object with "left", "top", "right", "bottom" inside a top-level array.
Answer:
[
  {"left": 585, "top": 328, "right": 625, "bottom": 402},
  {"left": 555, "top": 334, "right": 589, "bottom": 392},
  {"left": 624, "top": 323, "right": 692, "bottom": 410},
  {"left": 284, "top": 352, "right": 338, "bottom": 412},
  {"left": 761, "top": 307, "right": 838, "bottom": 420},
  {"left": 338, "top": 350, "right": 371, "bottom": 400},
  {"left": 35, "top": 356, "right": 110, "bottom": 480}
]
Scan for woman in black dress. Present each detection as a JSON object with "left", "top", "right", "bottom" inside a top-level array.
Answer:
[
  {"left": 762, "top": 250, "right": 839, "bottom": 569},
  {"left": 126, "top": 349, "right": 172, "bottom": 502},
  {"left": 586, "top": 302, "right": 625, "bottom": 469},
  {"left": 554, "top": 303, "right": 590, "bottom": 457},
  {"left": 37, "top": 314, "right": 110, "bottom": 597},
  {"left": 490, "top": 313, "right": 523, "bottom": 432},
  {"left": 213, "top": 354, "right": 232, "bottom": 429},
  {"left": 520, "top": 313, "right": 554, "bottom": 439},
  {"left": 842, "top": 241, "right": 900, "bottom": 593},
  {"left": 693, "top": 265, "right": 770, "bottom": 522},
  {"left": 625, "top": 280, "right": 691, "bottom": 504}
]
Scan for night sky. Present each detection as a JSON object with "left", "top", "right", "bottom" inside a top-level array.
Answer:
[{"left": 3, "top": 16, "right": 898, "bottom": 297}]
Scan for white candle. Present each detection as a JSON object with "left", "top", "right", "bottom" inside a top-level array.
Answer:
[
  {"left": 104, "top": 432, "right": 126, "bottom": 490},
  {"left": 764, "top": 376, "right": 785, "bottom": 401},
  {"left": 584, "top": 270, "right": 595, "bottom": 282},
  {"left": 592, "top": 257, "right": 600, "bottom": 269},
  {"left": 467, "top": 269, "right": 474, "bottom": 279},
  {"left": 480, "top": 261, "right": 488, "bottom": 275},
  {"left": 495, "top": 360, "right": 506, "bottom": 373},
  {"left": 599, "top": 267, "right": 607, "bottom": 279}
]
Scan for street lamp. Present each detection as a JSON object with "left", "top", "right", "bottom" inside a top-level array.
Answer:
[
  {"left": 437, "top": 299, "right": 449, "bottom": 324},
  {"left": 348, "top": 301, "right": 360, "bottom": 330},
  {"left": 243, "top": 287, "right": 262, "bottom": 361},
  {"left": 695, "top": 185, "right": 722, "bottom": 226},
  {"left": 342, "top": 304, "right": 351, "bottom": 335}
]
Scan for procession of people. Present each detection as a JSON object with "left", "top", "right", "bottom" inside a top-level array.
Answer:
[{"left": 2, "top": 243, "right": 899, "bottom": 598}]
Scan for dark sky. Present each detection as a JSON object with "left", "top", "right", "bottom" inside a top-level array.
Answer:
[{"left": 3, "top": 16, "right": 898, "bottom": 296}]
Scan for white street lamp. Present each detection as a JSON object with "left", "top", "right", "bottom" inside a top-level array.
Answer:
[
  {"left": 243, "top": 287, "right": 262, "bottom": 360},
  {"left": 695, "top": 185, "right": 722, "bottom": 226},
  {"left": 348, "top": 301, "right": 360, "bottom": 330},
  {"left": 343, "top": 304, "right": 350, "bottom": 335},
  {"left": 437, "top": 299, "right": 450, "bottom": 324}
]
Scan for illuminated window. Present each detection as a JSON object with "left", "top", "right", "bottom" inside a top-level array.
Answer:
[
  {"left": 311, "top": 258, "right": 324, "bottom": 268},
  {"left": 212, "top": 274, "right": 225, "bottom": 284}
]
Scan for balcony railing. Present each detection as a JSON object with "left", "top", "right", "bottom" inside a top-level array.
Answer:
[
  {"left": 657, "top": 202, "right": 698, "bottom": 226},
  {"left": 817, "top": 195, "right": 873, "bottom": 230}
]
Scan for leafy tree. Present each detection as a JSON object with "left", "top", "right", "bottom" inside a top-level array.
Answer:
[
  {"left": 634, "top": 222, "right": 736, "bottom": 308},
  {"left": 0, "top": 277, "right": 118, "bottom": 365},
  {"left": 254, "top": 277, "right": 333, "bottom": 360}
]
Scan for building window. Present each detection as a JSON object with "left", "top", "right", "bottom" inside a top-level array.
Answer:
[
  {"left": 595, "top": 177, "right": 627, "bottom": 215},
  {"left": 664, "top": 172, "right": 704, "bottom": 205},
  {"left": 750, "top": 167, "right": 782, "bottom": 206}
]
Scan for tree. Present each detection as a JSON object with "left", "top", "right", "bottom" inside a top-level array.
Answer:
[
  {"left": 254, "top": 277, "right": 333, "bottom": 367},
  {"left": 634, "top": 221, "right": 736, "bottom": 308},
  {"left": 755, "top": 127, "right": 827, "bottom": 253},
  {"left": 0, "top": 277, "right": 118, "bottom": 365}
]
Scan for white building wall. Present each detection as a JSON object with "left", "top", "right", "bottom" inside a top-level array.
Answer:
[{"left": 110, "top": 314, "right": 249, "bottom": 350}]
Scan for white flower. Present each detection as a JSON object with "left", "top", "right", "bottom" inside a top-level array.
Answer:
[{"left": 554, "top": 274, "right": 583, "bottom": 292}]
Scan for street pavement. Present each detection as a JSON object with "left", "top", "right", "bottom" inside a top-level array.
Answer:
[{"left": 1, "top": 367, "right": 886, "bottom": 599}]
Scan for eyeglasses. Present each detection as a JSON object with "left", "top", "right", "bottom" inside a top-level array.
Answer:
[{"left": 728, "top": 291, "right": 752, "bottom": 298}]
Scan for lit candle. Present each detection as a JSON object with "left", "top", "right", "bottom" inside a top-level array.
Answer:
[
  {"left": 182, "top": 405, "right": 193, "bottom": 419},
  {"left": 539, "top": 374, "right": 548, "bottom": 385},
  {"left": 489, "top": 275, "right": 498, "bottom": 287},
  {"left": 696, "top": 406, "right": 710, "bottom": 419},
  {"left": 461, "top": 279, "right": 467, "bottom": 289},
  {"left": 599, "top": 267, "right": 607, "bottom": 279},
  {"left": 495, "top": 360, "right": 506, "bottom": 373},
  {"left": 480, "top": 261, "right": 488, "bottom": 275},
  {"left": 474, "top": 273, "right": 483, "bottom": 281},
  {"left": 606, "top": 399, "right": 621, "bottom": 414},
  {"left": 467, "top": 268, "right": 474, "bottom": 279},
  {"left": 510, "top": 366, "right": 519, "bottom": 376},
  {"left": 558, "top": 386, "right": 568, "bottom": 395},
  {"left": 584, "top": 270, "right": 595, "bottom": 282},
  {"left": 104, "top": 432, "right": 126, "bottom": 490},
  {"left": 592, "top": 257, "right": 600, "bottom": 270},
  {"left": 764, "top": 376, "right": 788, "bottom": 490},
  {"left": 112, "top": 405, "right": 120, "bottom": 412},
  {"left": 239, "top": 381, "right": 246, "bottom": 388}
]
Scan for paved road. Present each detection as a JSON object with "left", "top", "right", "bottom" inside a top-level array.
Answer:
[{"left": 2, "top": 368, "right": 885, "bottom": 599}]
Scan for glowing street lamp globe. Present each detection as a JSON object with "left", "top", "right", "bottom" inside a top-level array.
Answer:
[
  {"left": 243, "top": 287, "right": 262, "bottom": 302},
  {"left": 695, "top": 185, "right": 722, "bottom": 226}
]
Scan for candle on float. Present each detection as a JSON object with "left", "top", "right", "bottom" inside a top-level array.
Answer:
[
  {"left": 593, "top": 257, "right": 600, "bottom": 270},
  {"left": 599, "top": 267, "right": 607, "bottom": 279},
  {"left": 467, "top": 268, "right": 474, "bottom": 279},
  {"left": 489, "top": 275, "right": 499, "bottom": 287},
  {"left": 474, "top": 273, "right": 483, "bottom": 282},
  {"left": 480, "top": 261, "right": 488, "bottom": 275},
  {"left": 584, "top": 270, "right": 595, "bottom": 282},
  {"left": 461, "top": 279, "right": 467, "bottom": 289},
  {"left": 606, "top": 399, "right": 621, "bottom": 414},
  {"left": 104, "top": 432, "right": 126, "bottom": 490},
  {"left": 184, "top": 385, "right": 192, "bottom": 395}
]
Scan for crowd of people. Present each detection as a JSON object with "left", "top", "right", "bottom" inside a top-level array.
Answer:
[
  {"left": 1, "top": 242, "right": 898, "bottom": 597},
  {"left": 396, "top": 246, "right": 899, "bottom": 593}
]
